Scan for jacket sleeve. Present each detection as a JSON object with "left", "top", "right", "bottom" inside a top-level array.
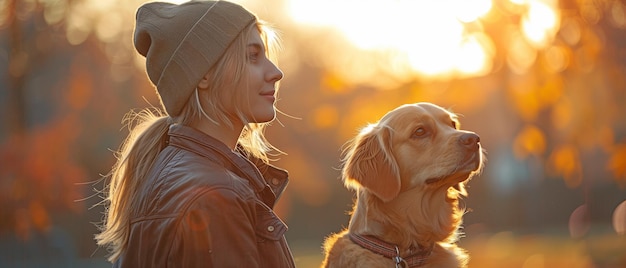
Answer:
[{"left": 173, "top": 187, "right": 260, "bottom": 268}]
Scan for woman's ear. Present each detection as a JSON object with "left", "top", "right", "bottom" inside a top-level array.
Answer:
[
  {"left": 197, "top": 73, "right": 210, "bottom": 90},
  {"left": 342, "top": 125, "right": 401, "bottom": 202}
]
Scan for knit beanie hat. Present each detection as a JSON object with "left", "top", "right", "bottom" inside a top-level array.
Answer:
[{"left": 134, "top": 0, "right": 256, "bottom": 117}]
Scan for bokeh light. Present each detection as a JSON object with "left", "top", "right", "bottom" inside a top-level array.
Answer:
[
  {"left": 521, "top": 0, "right": 560, "bottom": 48},
  {"left": 614, "top": 200, "right": 626, "bottom": 235},
  {"left": 569, "top": 204, "right": 590, "bottom": 238}
]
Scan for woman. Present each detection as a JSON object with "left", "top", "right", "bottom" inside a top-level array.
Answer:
[{"left": 95, "top": 1, "right": 295, "bottom": 267}]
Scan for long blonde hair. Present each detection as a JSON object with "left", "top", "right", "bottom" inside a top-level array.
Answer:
[{"left": 95, "top": 21, "right": 282, "bottom": 262}]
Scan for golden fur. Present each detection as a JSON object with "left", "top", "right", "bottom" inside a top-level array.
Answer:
[{"left": 322, "top": 103, "right": 485, "bottom": 268}]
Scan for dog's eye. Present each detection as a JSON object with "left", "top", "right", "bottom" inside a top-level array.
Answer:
[
  {"left": 412, "top": 127, "right": 427, "bottom": 138},
  {"left": 451, "top": 121, "right": 457, "bottom": 129}
]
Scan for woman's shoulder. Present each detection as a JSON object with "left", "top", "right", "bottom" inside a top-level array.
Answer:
[{"left": 156, "top": 147, "right": 256, "bottom": 199}]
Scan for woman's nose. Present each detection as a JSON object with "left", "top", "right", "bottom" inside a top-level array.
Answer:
[{"left": 266, "top": 61, "right": 283, "bottom": 83}]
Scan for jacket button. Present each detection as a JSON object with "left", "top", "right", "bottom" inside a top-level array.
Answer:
[
  {"left": 267, "top": 225, "right": 275, "bottom": 232},
  {"left": 271, "top": 178, "right": 280, "bottom": 186}
]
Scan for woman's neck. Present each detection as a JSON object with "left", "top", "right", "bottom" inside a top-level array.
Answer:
[{"left": 194, "top": 119, "right": 243, "bottom": 150}]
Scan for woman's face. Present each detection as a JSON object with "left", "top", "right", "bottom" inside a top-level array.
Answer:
[{"left": 239, "top": 28, "right": 283, "bottom": 123}]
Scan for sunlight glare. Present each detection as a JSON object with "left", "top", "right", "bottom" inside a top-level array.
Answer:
[
  {"left": 521, "top": 0, "right": 560, "bottom": 48},
  {"left": 456, "top": 34, "right": 493, "bottom": 75},
  {"left": 453, "top": 0, "right": 493, "bottom": 23},
  {"left": 288, "top": 0, "right": 494, "bottom": 78}
]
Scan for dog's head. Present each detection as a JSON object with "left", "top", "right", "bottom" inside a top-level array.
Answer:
[{"left": 342, "top": 102, "right": 484, "bottom": 202}]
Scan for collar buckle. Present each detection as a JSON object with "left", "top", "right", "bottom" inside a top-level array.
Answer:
[{"left": 393, "top": 246, "right": 408, "bottom": 268}]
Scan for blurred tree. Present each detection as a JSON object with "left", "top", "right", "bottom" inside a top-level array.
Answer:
[
  {"left": 0, "top": 0, "right": 151, "bottom": 259},
  {"left": 1, "top": 0, "right": 80, "bottom": 232}
]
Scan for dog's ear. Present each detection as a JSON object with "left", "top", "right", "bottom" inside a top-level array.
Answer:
[
  {"left": 343, "top": 125, "right": 401, "bottom": 202},
  {"left": 452, "top": 181, "right": 468, "bottom": 196}
]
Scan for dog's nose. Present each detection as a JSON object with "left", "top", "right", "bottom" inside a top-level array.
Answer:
[{"left": 459, "top": 133, "right": 480, "bottom": 148}]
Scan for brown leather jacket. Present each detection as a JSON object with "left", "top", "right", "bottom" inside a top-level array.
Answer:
[{"left": 113, "top": 124, "right": 296, "bottom": 267}]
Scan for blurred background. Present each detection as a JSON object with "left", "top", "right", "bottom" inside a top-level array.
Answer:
[{"left": 1, "top": 0, "right": 625, "bottom": 267}]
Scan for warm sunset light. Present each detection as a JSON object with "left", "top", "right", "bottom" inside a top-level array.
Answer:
[
  {"left": 521, "top": 0, "right": 561, "bottom": 48},
  {"left": 3, "top": 0, "right": 626, "bottom": 267},
  {"left": 288, "top": 0, "right": 561, "bottom": 81},
  {"left": 288, "top": 0, "right": 495, "bottom": 79}
]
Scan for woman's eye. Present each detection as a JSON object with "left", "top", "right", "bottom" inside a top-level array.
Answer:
[{"left": 248, "top": 52, "right": 258, "bottom": 61}]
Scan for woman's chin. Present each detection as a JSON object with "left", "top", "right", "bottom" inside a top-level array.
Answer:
[{"left": 250, "top": 110, "right": 276, "bottom": 123}]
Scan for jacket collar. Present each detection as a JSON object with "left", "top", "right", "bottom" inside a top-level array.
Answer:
[{"left": 167, "top": 124, "right": 289, "bottom": 206}]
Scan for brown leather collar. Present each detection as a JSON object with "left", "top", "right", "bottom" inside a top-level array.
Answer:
[{"left": 349, "top": 233, "right": 433, "bottom": 268}]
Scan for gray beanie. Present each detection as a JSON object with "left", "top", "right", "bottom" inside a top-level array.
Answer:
[{"left": 134, "top": 0, "right": 256, "bottom": 117}]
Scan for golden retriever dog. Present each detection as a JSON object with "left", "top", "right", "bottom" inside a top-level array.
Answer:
[{"left": 322, "top": 102, "right": 485, "bottom": 268}]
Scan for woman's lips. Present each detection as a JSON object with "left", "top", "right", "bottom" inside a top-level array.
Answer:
[{"left": 261, "top": 90, "right": 275, "bottom": 102}]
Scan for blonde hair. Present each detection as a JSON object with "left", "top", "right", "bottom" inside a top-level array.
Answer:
[{"left": 95, "top": 21, "right": 282, "bottom": 262}]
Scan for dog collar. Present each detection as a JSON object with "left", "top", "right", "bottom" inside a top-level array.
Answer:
[{"left": 349, "top": 232, "right": 433, "bottom": 268}]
